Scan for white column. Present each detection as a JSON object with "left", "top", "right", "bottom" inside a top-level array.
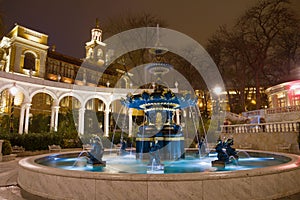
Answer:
[
  {"left": 50, "top": 107, "right": 55, "bottom": 131},
  {"left": 53, "top": 106, "right": 60, "bottom": 132},
  {"left": 176, "top": 110, "right": 180, "bottom": 124},
  {"left": 24, "top": 103, "right": 32, "bottom": 134},
  {"left": 104, "top": 105, "right": 110, "bottom": 137},
  {"left": 128, "top": 108, "right": 133, "bottom": 137},
  {"left": 18, "top": 104, "right": 26, "bottom": 134},
  {"left": 78, "top": 107, "right": 85, "bottom": 135},
  {"left": 5, "top": 47, "right": 11, "bottom": 72}
]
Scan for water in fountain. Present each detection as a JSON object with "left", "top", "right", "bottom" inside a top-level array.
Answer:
[
  {"left": 72, "top": 150, "right": 88, "bottom": 167},
  {"left": 146, "top": 138, "right": 164, "bottom": 174},
  {"left": 237, "top": 150, "right": 251, "bottom": 158}
]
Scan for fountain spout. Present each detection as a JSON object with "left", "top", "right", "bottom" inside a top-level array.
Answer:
[
  {"left": 147, "top": 138, "right": 164, "bottom": 174},
  {"left": 87, "top": 136, "right": 106, "bottom": 166}
]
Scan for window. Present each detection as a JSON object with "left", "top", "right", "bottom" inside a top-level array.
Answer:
[
  {"left": 97, "top": 49, "right": 103, "bottom": 58},
  {"left": 24, "top": 52, "right": 36, "bottom": 71},
  {"left": 88, "top": 48, "right": 93, "bottom": 58}
]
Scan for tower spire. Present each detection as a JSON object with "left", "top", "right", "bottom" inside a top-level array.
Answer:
[
  {"left": 91, "top": 18, "right": 102, "bottom": 42},
  {"left": 96, "top": 18, "right": 100, "bottom": 28}
]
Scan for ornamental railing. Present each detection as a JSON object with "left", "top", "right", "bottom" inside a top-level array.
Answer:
[
  {"left": 221, "top": 121, "right": 300, "bottom": 134},
  {"left": 242, "top": 105, "right": 300, "bottom": 118},
  {"left": 265, "top": 105, "right": 300, "bottom": 114}
]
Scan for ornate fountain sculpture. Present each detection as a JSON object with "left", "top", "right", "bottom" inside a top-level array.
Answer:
[
  {"left": 122, "top": 49, "right": 196, "bottom": 165},
  {"left": 212, "top": 137, "right": 238, "bottom": 168},
  {"left": 73, "top": 135, "right": 106, "bottom": 167},
  {"left": 87, "top": 136, "right": 106, "bottom": 166},
  {"left": 121, "top": 26, "right": 197, "bottom": 173}
]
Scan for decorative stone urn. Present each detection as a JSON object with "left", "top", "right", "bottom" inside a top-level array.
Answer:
[{"left": 0, "top": 140, "right": 3, "bottom": 162}]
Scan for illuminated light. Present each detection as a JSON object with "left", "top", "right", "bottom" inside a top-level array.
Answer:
[
  {"left": 290, "top": 84, "right": 300, "bottom": 90},
  {"left": 294, "top": 90, "right": 300, "bottom": 95},
  {"left": 277, "top": 93, "right": 285, "bottom": 98},
  {"left": 198, "top": 102, "right": 203, "bottom": 108},
  {"left": 251, "top": 99, "right": 256, "bottom": 104},
  {"left": 213, "top": 86, "right": 222, "bottom": 95},
  {"left": 25, "top": 35, "right": 43, "bottom": 43},
  {"left": 10, "top": 85, "right": 18, "bottom": 96},
  {"left": 14, "top": 92, "right": 24, "bottom": 106}
]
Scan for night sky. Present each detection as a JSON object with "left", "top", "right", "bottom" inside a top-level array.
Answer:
[{"left": 1, "top": 0, "right": 300, "bottom": 59}]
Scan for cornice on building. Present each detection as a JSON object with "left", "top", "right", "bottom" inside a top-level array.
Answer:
[{"left": 7, "top": 24, "right": 48, "bottom": 45}]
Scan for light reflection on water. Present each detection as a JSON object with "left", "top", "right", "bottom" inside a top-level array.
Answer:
[{"left": 36, "top": 153, "right": 289, "bottom": 174}]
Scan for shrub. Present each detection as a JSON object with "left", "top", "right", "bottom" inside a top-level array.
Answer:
[
  {"left": 22, "top": 132, "right": 63, "bottom": 151},
  {"left": 2, "top": 140, "right": 12, "bottom": 155}
]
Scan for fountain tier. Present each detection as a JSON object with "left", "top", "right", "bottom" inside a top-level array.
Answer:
[{"left": 122, "top": 85, "right": 197, "bottom": 160}]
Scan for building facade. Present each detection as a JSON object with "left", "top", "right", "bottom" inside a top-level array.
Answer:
[
  {"left": 0, "top": 23, "right": 134, "bottom": 136},
  {"left": 266, "top": 80, "right": 300, "bottom": 108}
]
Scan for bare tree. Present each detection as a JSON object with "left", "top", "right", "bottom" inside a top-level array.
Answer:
[
  {"left": 236, "top": 0, "right": 300, "bottom": 109},
  {"left": 207, "top": 0, "right": 300, "bottom": 111},
  {"left": 101, "top": 12, "right": 167, "bottom": 87}
]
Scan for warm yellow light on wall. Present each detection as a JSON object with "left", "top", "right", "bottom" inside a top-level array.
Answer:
[
  {"left": 198, "top": 102, "right": 203, "bottom": 108},
  {"left": 25, "top": 35, "right": 43, "bottom": 43},
  {"left": 251, "top": 99, "right": 256, "bottom": 104}
]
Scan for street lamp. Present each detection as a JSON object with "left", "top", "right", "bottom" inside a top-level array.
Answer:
[
  {"left": 213, "top": 86, "right": 222, "bottom": 131},
  {"left": 9, "top": 84, "right": 18, "bottom": 133}
]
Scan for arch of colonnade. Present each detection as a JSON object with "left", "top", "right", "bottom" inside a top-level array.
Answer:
[{"left": 0, "top": 72, "right": 132, "bottom": 136}]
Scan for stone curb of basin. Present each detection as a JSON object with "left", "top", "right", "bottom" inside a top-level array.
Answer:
[{"left": 17, "top": 150, "right": 300, "bottom": 200}]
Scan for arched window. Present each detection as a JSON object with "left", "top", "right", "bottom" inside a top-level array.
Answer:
[
  {"left": 97, "top": 49, "right": 103, "bottom": 58},
  {"left": 23, "top": 52, "right": 36, "bottom": 71},
  {"left": 88, "top": 48, "right": 93, "bottom": 59}
]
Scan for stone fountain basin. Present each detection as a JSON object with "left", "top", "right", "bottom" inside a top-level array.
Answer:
[{"left": 18, "top": 150, "right": 300, "bottom": 200}]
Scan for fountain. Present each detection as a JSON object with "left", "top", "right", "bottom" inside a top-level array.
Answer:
[
  {"left": 17, "top": 27, "right": 300, "bottom": 200},
  {"left": 120, "top": 43, "right": 197, "bottom": 171},
  {"left": 17, "top": 64, "right": 300, "bottom": 199}
]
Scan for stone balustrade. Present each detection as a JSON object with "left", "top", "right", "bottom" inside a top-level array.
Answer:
[
  {"left": 220, "top": 121, "right": 300, "bottom": 153},
  {"left": 221, "top": 121, "right": 299, "bottom": 134},
  {"left": 266, "top": 105, "right": 300, "bottom": 114}
]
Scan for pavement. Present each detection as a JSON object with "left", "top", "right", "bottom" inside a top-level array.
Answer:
[{"left": 0, "top": 154, "right": 300, "bottom": 200}]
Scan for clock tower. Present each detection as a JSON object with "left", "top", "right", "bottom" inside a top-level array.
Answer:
[{"left": 85, "top": 19, "right": 106, "bottom": 66}]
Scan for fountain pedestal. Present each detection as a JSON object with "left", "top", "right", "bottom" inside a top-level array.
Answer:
[{"left": 136, "top": 124, "right": 185, "bottom": 161}]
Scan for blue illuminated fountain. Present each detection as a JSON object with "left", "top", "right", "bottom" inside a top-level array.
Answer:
[
  {"left": 121, "top": 47, "right": 197, "bottom": 173},
  {"left": 122, "top": 84, "right": 197, "bottom": 160}
]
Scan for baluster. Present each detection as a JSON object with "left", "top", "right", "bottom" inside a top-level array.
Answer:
[
  {"left": 284, "top": 123, "right": 288, "bottom": 132},
  {"left": 270, "top": 124, "right": 273, "bottom": 132},
  {"left": 284, "top": 123, "right": 287, "bottom": 132},
  {"left": 289, "top": 123, "right": 292, "bottom": 132},
  {"left": 293, "top": 123, "right": 297, "bottom": 132},
  {"left": 279, "top": 123, "right": 282, "bottom": 132}
]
